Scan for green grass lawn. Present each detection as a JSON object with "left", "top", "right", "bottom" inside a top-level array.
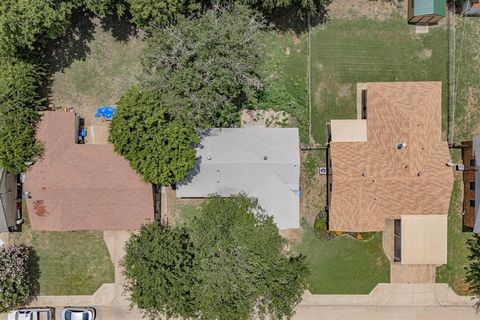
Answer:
[
  {"left": 436, "top": 176, "right": 472, "bottom": 295},
  {"left": 435, "top": 17, "right": 480, "bottom": 295},
  {"left": 311, "top": 15, "right": 449, "bottom": 145},
  {"left": 293, "top": 221, "right": 390, "bottom": 294},
  {"left": 258, "top": 30, "right": 308, "bottom": 142},
  {"left": 13, "top": 211, "right": 115, "bottom": 296},
  {"left": 454, "top": 17, "right": 480, "bottom": 141}
]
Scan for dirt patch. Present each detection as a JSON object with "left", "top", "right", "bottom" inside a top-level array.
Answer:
[
  {"left": 241, "top": 109, "right": 291, "bottom": 128},
  {"left": 292, "top": 34, "right": 301, "bottom": 45},
  {"left": 338, "top": 84, "right": 352, "bottom": 97},
  {"left": 327, "top": 0, "right": 400, "bottom": 21},
  {"left": 300, "top": 151, "right": 326, "bottom": 225},
  {"left": 417, "top": 48, "right": 432, "bottom": 59},
  {"left": 280, "top": 228, "right": 303, "bottom": 244},
  {"left": 453, "top": 278, "right": 473, "bottom": 295}
]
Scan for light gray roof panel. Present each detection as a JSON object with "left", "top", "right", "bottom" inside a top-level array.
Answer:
[{"left": 177, "top": 128, "right": 300, "bottom": 229}]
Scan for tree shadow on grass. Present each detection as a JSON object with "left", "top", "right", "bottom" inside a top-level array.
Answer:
[
  {"left": 265, "top": 4, "right": 330, "bottom": 34},
  {"left": 42, "top": 9, "right": 96, "bottom": 75},
  {"left": 100, "top": 13, "right": 138, "bottom": 42}
]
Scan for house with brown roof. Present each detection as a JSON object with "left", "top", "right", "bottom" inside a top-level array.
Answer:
[
  {"left": 326, "top": 82, "right": 454, "bottom": 264},
  {"left": 24, "top": 111, "right": 154, "bottom": 231}
]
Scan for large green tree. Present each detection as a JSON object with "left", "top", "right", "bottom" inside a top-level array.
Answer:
[
  {"left": 142, "top": 5, "right": 264, "bottom": 127},
  {"left": 123, "top": 224, "right": 198, "bottom": 319},
  {"left": 109, "top": 87, "right": 199, "bottom": 185},
  {"left": 0, "top": 0, "right": 75, "bottom": 57},
  {"left": 0, "top": 60, "right": 43, "bottom": 173},
  {"left": 122, "top": 194, "right": 308, "bottom": 320}
]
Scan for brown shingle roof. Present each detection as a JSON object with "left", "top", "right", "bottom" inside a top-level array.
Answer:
[
  {"left": 24, "top": 111, "right": 153, "bottom": 231},
  {"left": 329, "top": 82, "right": 454, "bottom": 232}
]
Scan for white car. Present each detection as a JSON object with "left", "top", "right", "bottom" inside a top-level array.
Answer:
[
  {"left": 60, "top": 307, "right": 95, "bottom": 320},
  {"left": 8, "top": 308, "right": 54, "bottom": 320}
]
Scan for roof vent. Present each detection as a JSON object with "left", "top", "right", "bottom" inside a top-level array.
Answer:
[
  {"left": 207, "top": 156, "right": 212, "bottom": 160},
  {"left": 396, "top": 142, "right": 407, "bottom": 150},
  {"left": 264, "top": 156, "right": 268, "bottom": 160}
]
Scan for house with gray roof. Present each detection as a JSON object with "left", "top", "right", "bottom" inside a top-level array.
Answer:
[
  {"left": 0, "top": 169, "right": 19, "bottom": 232},
  {"left": 176, "top": 128, "right": 300, "bottom": 230}
]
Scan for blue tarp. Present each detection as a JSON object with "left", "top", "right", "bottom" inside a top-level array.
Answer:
[{"left": 95, "top": 106, "right": 116, "bottom": 121}]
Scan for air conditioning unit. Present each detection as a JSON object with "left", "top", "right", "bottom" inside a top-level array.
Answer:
[
  {"left": 456, "top": 164, "right": 465, "bottom": 171},
  {"left": 319, "top": 167, "right": 327, "bottom": 175}
]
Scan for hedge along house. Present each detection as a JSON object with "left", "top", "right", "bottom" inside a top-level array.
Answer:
[
  {"left": 326, "top": 82, "right": 454, "bottom": 265},
  {"left": 407, "top": 0, "right": 446, "bottom": 25}
]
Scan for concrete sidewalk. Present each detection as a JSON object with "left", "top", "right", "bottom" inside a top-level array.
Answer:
[
  {"left": 299, "top": 284, "right": 474, "bottom": 307},
  {"left": 294, "top": 305, "right": 478, "bottom": 320},
  {"left": 294, "top": 283, "right": 476, "bottom": 319}
]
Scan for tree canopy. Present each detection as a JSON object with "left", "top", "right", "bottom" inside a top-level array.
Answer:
[
  {"left": 142, "top": 5, "right": 265, "bottom": 127},
  {"left": 81, "top": 0, "right": 127, "bottom": 17},
  {"left": 128, "top": 0, "right": 201, "bottom": 28},
  {"left": 0, "top": 0, "right": 75, "bottom": 57},
  {"left": 109, "top": 87, "right": 199, "bottom": 185},
  {"left": 0, "top": 245, "right": 34, "bottom": 312},
  {"left": 0, "top": 60, "right": 43, "bottom": 173},
  {"left": 123, "top": 224, "right": 198, "bottom": 319},
  {"left": 122, "top": 195, "right": 308, "bottom": 320}
]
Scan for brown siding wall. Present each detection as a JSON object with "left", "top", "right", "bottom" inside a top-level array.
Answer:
[
  {"left": 407, "top": 0, "right": 414, "bottom": 21},
  {"left": 462, "top": 141, "right": 476, "bottom": 229}
]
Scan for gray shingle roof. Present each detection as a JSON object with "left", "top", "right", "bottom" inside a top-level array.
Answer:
[{"left": 176, "top": 128, "right": 300, "bottom": 229}]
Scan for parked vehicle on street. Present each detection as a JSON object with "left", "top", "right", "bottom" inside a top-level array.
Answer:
[
  {"left": 60, "top": 307, "right": 95, "bottom": 320},
  {"left": 8, "top": 307, "right": 54, "bottom": 320}
]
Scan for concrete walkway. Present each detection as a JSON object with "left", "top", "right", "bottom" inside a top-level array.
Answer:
[{"left": 294, "top": 284, "right": 477, "bottom": 319}]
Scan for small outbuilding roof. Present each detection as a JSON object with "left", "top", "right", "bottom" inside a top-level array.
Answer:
[
  {"left": 24, "top": 111, "right": 153, "bottom": 231},
  {"left": 414, "top": 0, "right": 446, "bottom": 16},
  {"left": 176, "top": 128, "right": 300, "bottom": 229},
  {"left": 401, "top": 215, "right": 447, "bottom": 265}
]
